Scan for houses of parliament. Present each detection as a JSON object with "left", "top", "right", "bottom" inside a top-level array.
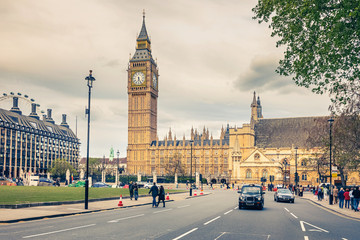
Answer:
[{"left": 126, "top": 15, "right": 359, "bottom": 186}]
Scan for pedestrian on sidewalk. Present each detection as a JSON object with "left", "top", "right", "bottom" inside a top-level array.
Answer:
[
  {"left": 344, "top": 188, "right": 350, "bottom": 208},
  {"left": 158, "top": 185, "right": 166, "bottom": 207},
  {"left": 129, "top": 181, "right": 134, "bottom": 200},
  {"left": 352, "top": 186, "right": 360, "bottom": 212},
  {"left": 338, "top": 188, "right": 345, "bottom": 208},
  {"left": 333, "top": 187, "right": 338, "bottom": 204},
  {"left": 134, "top": 182, "right": 139, "bottom": 201},
  {"left": 349, "top": 187, "right": 354, "bottom": 210},
  {"left": 149, "top": 182, "right": 159, "bottom": 207},
  {"left": 324, "top": 187, "right": 329, "bottom": 201},
  {"left": 317, "top": 187, "right": 322, "bottom": 201}
]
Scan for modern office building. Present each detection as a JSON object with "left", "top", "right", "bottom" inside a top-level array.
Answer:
[{"left": 0, "top": 96, "right": 80, "bottom": 179}]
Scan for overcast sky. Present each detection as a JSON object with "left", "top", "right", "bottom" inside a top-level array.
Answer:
[{"left": 0, "top": 0, "right": 331, "bottom": 158}]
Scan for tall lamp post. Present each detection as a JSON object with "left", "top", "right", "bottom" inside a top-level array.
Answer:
[
  {"left": 84, "top": 70, "right": 95, "bottom": 210},
  {"left": 328, "top": 117, "right": 334, "bottom": 205},
  {"left": 190, "top": 140, "right": 194, "bottom": 196},
  {"left": 295, "top": 147, "right": 298, "bottom": 195},
  {"left": 116, "top": 150, "right": 120, "bottom": 187}
]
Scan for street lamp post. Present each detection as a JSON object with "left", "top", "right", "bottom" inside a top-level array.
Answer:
[
  {"left": 116, "top": 150, "right": 120, "bottom": 187},
  {"left": 84, "top": 70, "right": 95, "bottom": 210},
  {"left": 328, "top": 117, "right": 334, "bottom": 205},
  {"left": 295, "top": 147, "right": 298, "bottom": 195},
  {"left": 190, "top": 140, "right": 194, "bottom": 196}
]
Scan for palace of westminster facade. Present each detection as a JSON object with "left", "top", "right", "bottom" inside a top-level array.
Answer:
[{"left": 126, "top": 15, "right": 360, "bottom": 186}]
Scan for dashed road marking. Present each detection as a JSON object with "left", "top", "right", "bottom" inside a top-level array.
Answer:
[
  {"left": 224, "top": 210, "right": 233, "bottom": 215},
  {"left": 177, "top": 205, "right": 190, "bottom": 209},
  {"left": 22, "top": 224, "right": 96, "bottom": 238},
  {"left": 172, "top": 228, "right": 198, "bottom": 240},
  {"left": 304, "top": 236, "right": 309, "bottom": 240},
  {"left": 108, "top": 214, "right": 144, "bottom": 223},
  {"left": 154, "top": 208, "right": 172, "bottom": 214},
  {"left": 214, "top": 232, "right": 226, "bottom": 240},
  {"left": 284, "top": 207, "right": 290, "bottom": 212},
  {"left": 290, "top": 213, "right": 298, "bottom": 219},
  {"left": 204, "top": 216, "right": 221, "bottom": 225}
]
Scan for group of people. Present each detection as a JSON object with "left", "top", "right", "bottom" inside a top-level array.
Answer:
[
  {"left": 336, "top": 187, "right": 360, "bottom": 211},
  {"left": 128, "top": 181, "right": 166, "bottom": 207}
]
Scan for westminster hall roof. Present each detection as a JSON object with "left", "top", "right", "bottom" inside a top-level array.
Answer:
[{"left": 254, "top": 116, "right": 328, "bottom": 149}]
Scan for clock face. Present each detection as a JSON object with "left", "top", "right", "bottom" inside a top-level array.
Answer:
[
  {"left": 152, "top": 73, "right": 157, "bottom": 88},
  {"left": 132, "top": 72, "right": 145, "bottom": 85}
]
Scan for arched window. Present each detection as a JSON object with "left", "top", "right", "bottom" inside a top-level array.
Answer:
[
  {"left": 262, "top": 170, "right": 268, "bottom": 178},
  {"left": 301, "top": 159, "right": 307, "bottom": 166},
  {"left": 254, "top": 153, "right": 260, "bottom": 160},
  {"left": 301, "top": 173, "right": 307, "bottom": 180},
  {"left": 246, "top": 169, "right": 252, "bottom": 179}
]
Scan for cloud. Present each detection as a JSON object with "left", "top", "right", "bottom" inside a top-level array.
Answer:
[{"left": 235, "top": 55, "right": 295, "bottom": 93}]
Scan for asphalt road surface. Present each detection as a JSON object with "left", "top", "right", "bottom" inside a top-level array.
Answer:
[{"left": 0, "top": 190, "right": 358, "bottom": 240}]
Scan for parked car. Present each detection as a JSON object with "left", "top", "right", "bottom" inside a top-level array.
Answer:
[
  {"left": 238, "top": 184, "right": 265, "bottom": 210},
  {"left": 38, "top": 178, "right": 55, "bottom": 187},
  {"left": 274, "top": 188, "right": 295, "bottom": 203},
  {"left": 0, "top": 177, "right": 17, "bottom": 186},
  {"left": 92, "top": 182, "right": 111, "bottom": 188}
]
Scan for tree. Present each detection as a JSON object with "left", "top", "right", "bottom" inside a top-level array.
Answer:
[
  {"left": 253, "top": 0, "right": 360, "bottom": 110},
  {"left": 49, "top": 159, "right": 77, "bottom": 180},
  {"left": 162, "top": 152, "right": 186, "bottom": 176}
]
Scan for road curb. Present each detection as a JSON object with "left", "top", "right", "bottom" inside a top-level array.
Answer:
[
  {"left": 0, "top": 200, "right": 175, "bottom": 224},
  {"left": 185, "top": 192, "right": 211, "bottom": 199},
  {"left": 304, "top": 198, "right": 360, "bottom": 221}
]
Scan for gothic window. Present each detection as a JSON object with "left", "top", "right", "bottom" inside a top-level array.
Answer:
[
  {"left": 302, "top": 173, "right": 307, "bottom": 180},
  {"left": 262, "top": 170, "right": 268, "bottom": 178},
  {"left": 301, "top": 160, "right": 307, "bottom": 166},
  {"left": 246, "top": 169, "right": 252, "bottom": 179},
  {"left": 254, "top": 153, "right": 260, "bottom": 160}
]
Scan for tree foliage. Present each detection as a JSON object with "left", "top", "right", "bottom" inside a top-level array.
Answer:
[
  {"left": 49, "top": 159, "right": 77, "bottom": 180},
  {"left": 253, "top": 0, "right": 360, "bottom": 110}
]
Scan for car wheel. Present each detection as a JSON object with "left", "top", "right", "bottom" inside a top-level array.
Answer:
[{"left": 291, "top": 200, "right": 295, "bottom": 203}]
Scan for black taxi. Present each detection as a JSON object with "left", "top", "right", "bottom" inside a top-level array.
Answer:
[{"left": 238, "top": 184, "right": 265, "bottom": 210}]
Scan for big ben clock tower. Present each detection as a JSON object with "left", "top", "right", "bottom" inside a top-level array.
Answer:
[{"left": 127, "top": 13, "right": 158, "bottom": 174}]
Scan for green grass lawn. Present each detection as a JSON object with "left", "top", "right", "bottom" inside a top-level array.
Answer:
[{"left": 0, "top": 186, "right": 184, "bottom": 205}]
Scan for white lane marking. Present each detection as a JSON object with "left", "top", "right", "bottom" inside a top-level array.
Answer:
[
  {"left": 204, "top": 216, "right": 221, "bottom": 225},
  {"left": 22, "top": 224, "right": 95, "bottom": 238},
  {"left": 177, "top": 205, "right": 190, "bottom": 209},
  {"left": 214, "top": 232, "right": 226, "bottom": 240},
  {"left": 108, "top": 214, "right": 144, "bottom": 223},
  {"left": 300, "top": 221, "right": 329, "bottom": 233},
  {"left": 304, "top": 236, "right": 309, "bottom": 240},
  {"left": 284, "top": 207, "right": 290, "bottom": 212},
  {"left": 224, "top": 210, "right": 233, "bottom": 215},
  {"left": 342, "top": 238, "right": 348, "bottom": 240},
  {"left": 234, "top": 207, "right": 237, "bottom": 210},
  {"left": 172, "top": 228, "right": 198, "bottom": 240},
  {"left": 154, "top": 208, "right": 172, "bottom": 214},
  {"left": 290, "top": 213, "right": 298, "bottom": 219}
]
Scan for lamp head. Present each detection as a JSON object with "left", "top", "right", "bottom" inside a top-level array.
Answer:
[{"left": 85, "top": 70, "right": 96, "bottom": 87}]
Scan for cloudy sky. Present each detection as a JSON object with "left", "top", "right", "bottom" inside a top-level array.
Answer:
[{"left": 0, "top": 0, "right": 331, "bottom": 158}]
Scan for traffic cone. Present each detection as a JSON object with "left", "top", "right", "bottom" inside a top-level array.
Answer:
[
  {"left": 118, "top": 194, "right": 123, "bottom": 207},
  {"left": 194, "top": 190, "right": 197, "bottom": 196},
  {"left": 200, "top": 188, "right": 203, "bottom": 195},
  {"left": 166, "top": 192, "right": 170, "bottom": 200}
]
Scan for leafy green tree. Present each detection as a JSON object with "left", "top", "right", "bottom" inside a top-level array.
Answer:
[
  {"left": 253, "top": 0, "right": 360, "bottom": 110},
  {"left": 49, "top": 159, "right": 77, "bottom": 180}
]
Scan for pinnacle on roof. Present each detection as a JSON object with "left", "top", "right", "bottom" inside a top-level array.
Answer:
[
  {"left": 252, "top": 91, "right": 257, "bottom": 105},
  {"left": 137, "top": 10, "right": 150, "bottom": 42}
]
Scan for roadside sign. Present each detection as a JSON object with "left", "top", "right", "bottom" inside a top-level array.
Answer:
[{"left": 332, "top": 173, "right": 338, "bottom": 177}]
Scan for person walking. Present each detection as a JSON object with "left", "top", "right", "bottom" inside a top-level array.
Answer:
[
  {"left": 344, "top": 188, "right": 350, "bottom": 209},
  {"left": 352, "top": 186, "right": 360, "bottom": 212},
  {"left": 317, "top": 186, "right": 322, "bottom": 201},
  {"left": 349, "top": 187, "right": 354, "bottom": 210},
  {"left": 133, "top": 183, "right": 139, "bottom": 201},
  {"left": 158, "top": 185, "right": 166, "bottom": 207},
  {"left": 333, "top": 187, "right": 338, "bottom": 204},
  {"left": 338, "top": 188, "right": 345, "bottom": 208},
  {"left": 149, "top": 182, "right": 159, "bottom": 207},
  {"left": 129, "top": 181, "right": 134, "bottom": 200},
  {"left": 324, "top": 187, "right": 329, "bottom": 201}
]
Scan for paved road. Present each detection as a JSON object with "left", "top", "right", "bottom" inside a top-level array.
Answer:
[{"left": 0, "top": 190, "right": 358, "bottom": 240}]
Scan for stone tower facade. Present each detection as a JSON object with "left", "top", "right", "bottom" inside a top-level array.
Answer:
[{"left": 127, "top": 14, "right": 159, "bottom": 174}]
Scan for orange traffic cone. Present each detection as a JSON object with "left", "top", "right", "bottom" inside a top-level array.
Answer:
[
  {"left": 118, "top": 194, "right": 123, "bottom": 207},
  {"left": 166, "top": 192, "right": 170, "bottom": 200},
  {"left": 200, "top": 188, "right": 203, "bottom": 195},
  {"left": 194, "top": 190, "right": 197, "bottom": 196}
]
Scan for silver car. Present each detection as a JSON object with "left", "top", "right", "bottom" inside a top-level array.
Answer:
[{"left": 274, "top": 188, "right": 295, "bottom": 203}]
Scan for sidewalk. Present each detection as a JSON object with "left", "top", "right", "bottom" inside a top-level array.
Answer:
[
  {"left": 0, "top": 192, "right": 197, "bottom": 224},
  {"left": 301, "top": 192, "right": 360, "bottom": 221}
]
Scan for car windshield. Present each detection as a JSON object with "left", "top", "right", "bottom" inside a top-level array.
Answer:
[
  {"left": 242, "top": 187, "right": 261, "bottom": 194},
  {"left": 278, "top": 189, "right": 292, "bottom": 194}
]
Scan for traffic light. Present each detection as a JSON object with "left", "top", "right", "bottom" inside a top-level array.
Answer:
[
  {"left": 269, "top": 175, "right": 274, "bottom": 182},
  {"left": 261, "top": 177, "right": 267, "bottom": 182}
]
